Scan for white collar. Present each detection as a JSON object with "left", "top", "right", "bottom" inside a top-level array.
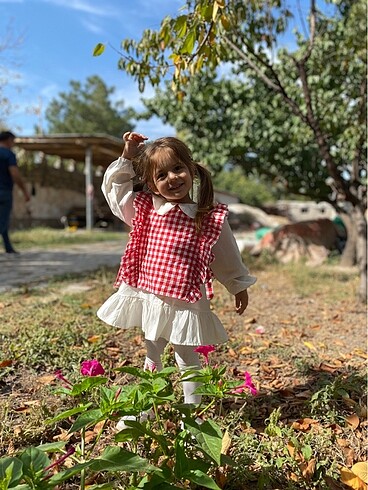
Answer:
[{"left": 152, "top": 194, "right": 197, "bottom": 218}]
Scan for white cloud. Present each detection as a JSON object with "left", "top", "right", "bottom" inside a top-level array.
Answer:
[
  {"left": 81, "top": 19, "right": 104, "bottom": 35},
  {"left": 39, "top": 83, "right": 60, "bottom": 100},
  {"left": 40, "top": 0, "right": 118, "bottom": 17}
]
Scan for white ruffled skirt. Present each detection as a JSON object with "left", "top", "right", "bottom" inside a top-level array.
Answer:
[{"left": 97, "top": 282, "right": 228, "bottom": 346}]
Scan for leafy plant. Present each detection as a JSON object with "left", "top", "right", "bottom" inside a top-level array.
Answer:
[{"left": 0, "top": 357, "right": 257, "bottom": 489}]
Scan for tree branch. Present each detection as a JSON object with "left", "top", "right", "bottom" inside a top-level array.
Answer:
[
  {"left": 189, "top": 21, "right": 214, "bottom": 62},
  {"left": 222, "top": 35, "right": 308, "bottom": 124},
  {"left": 300, "top": 0, "right": 316, "bottom": 63},
  {"left": 352, "top": 77, "right": 367, "bottom": 182},
  {"left": 297, "top": 60, "right": 358, "bottom": 205}
]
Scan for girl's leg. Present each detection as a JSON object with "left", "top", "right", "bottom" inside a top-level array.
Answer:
[
  {"left": 173, "top": 344, "right": 202, "bottom": 405},
  {"left": 145, "top": 338, "right": 168, "bottom": 371},
  {"left": 116, "top": 338, "right": 168, "bottom": 430}
]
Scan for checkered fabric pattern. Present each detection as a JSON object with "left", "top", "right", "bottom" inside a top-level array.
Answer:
[{"left": 114, "top": 192, "right": 228, "bottom": 303}]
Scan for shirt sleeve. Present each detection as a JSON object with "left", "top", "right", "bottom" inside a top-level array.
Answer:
[
  {"left": 101, "top": 157, "right": 136, "bottom": 226},
  {"left": 8, "top": 150, "right": 17, "bottom": 167},
  {"left": 211, "top": 219, "right": 257, "bottom": 295}
]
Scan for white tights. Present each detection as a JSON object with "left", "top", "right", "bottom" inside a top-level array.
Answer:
[{"left": 145, "top": 338, "right": 202, "bottom": 405}]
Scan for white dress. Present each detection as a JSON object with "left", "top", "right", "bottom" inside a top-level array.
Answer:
[{"left": 97, "top": 158, "right": 256, "bottom": 346}]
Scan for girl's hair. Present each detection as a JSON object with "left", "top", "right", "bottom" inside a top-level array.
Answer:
[{"left": 135, "top": 136, "right": 214, "bottom": 231}]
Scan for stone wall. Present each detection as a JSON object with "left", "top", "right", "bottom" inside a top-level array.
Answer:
[{"left": 11, "top": 161, "right": 112, "bottom": 229}]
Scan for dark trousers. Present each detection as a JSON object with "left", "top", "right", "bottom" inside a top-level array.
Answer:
[{"left": 0, "top": 190, "right": 14, "bottom": 252}]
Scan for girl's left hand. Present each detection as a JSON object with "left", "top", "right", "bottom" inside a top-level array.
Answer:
[{"left": 235, "top": 289, "right": 249, "bottom": 315}]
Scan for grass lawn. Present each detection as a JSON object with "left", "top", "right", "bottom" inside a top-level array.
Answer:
[
  {"left": 0, "top": 259, "right": 366, "bottom": 489},
  {"left": 10, "top": 226, "right": 125, "bottom": 250}
]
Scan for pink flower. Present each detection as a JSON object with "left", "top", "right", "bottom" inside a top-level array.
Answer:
[
  {"left": 194, "top": 345, "right": 216, "bottom": 364},
  {"left": 54, "top": 370, "right": 73, "bottom": 388},
  {"left": 232, "top": 371, "right": 258, "bottom": 396},
  {"left": 80, "top": 360, "right": 105, "bottom": 377}
]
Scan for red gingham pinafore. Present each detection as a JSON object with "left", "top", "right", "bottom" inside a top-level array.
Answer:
[{"left": 114, "top": 192, "right": 228, "bottom": 303}]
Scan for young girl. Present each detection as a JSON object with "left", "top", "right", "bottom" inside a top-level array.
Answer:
[{"left": 97, "top": 131, "right": 256, "bottom": 407}]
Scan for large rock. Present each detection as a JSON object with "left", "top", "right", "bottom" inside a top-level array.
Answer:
[
  {"left": 250, "top": 218, "right": 345, "bottom": 266},
  {"left": 228, "top": 203, "right": 282, "bottom": 229}
]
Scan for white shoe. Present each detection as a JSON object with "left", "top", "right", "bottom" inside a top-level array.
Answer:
[
  {"left": 116, "top": 415, "right": 136, "bottom": 431},
  {"left": 116, "top": 410, "right": 155, "bottom": 431}
]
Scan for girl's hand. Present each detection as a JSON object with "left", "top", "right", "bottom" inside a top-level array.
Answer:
[
  {"left": 235, "top": 289, "right": 249, "bottom": 315},
  {"left": 122, "top": 131, "right": 148, "bottom": 159}
]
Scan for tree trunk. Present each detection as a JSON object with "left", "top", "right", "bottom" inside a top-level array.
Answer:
[
  {"left": 340, "top": 213, "right": 357, "bottom": 267},
  {"left": 354, "top": 206, "right": 367, "bottom": 303}
]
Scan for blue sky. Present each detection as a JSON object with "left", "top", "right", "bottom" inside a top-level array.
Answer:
[
  {"left": 0, "top": 0, "right": 336, "bottom": 139},
  {"left": 0, "top": 0, "right": 185, "bottom": 138}
]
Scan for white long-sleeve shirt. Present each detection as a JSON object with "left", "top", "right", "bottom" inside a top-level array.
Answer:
[{"left": 102, "top": 157, "right": 256, "bottom": 295}]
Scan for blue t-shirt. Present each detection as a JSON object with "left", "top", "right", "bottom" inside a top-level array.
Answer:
[{"left": 0, "top": 147, "right": 17, "bottom": 191}]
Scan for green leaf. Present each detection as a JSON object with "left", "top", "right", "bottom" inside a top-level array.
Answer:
[
  {"left": 93, "top": 43, "right": 105, "bottom": 56},
  {"left": 301, "top": 445, "right": 313, "bottom": 461},
  {"left": 69, "top": 408, "right": 104, "bottom": 433},
  {"left": 187, "top": 419, "right": 223, "bottom": 465},
  {"left": 174, "top": 16, "right": 187, "bottom": 38},
  {"left": 137, "top": 472, "right": 182, "bottom": 489},
  {"left": 90, "top": 446, "right": 157, "bottom": 473},
  {"left": 0, "top": 458, "right": 23, "bottom": 488},
  {"left": 46, "top": 462, "right": 92, "bottom": 486},
  {"left": 46, "top": 403, "right": 92, "bottom": 425},
  {"left": 69, "top": 376, "right": 107, "bottom": 396},
  {"left": 192, "top": 385, "right": 220, "bottom": 396},
  {"left": 181, "top": 30, "right": 196, "bottom": 54},
  {"left": 36, "top": 441, "right": 67, "bottom": 453},
  {"left": 115, "top": 421, "right": 169, "bottom": 451},
  {"left": 184, "top": 469, "right": 221, "bottom": 489},
  {"left": 115, "top": 366, "right": 151, "bottom": 380},
  {"left": 19, "top": 448, "right": 50, "bottom": 483}
]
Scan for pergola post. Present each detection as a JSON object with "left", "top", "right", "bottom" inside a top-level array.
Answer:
[{"left": 85, "top": 146, "right": 94, "bottom": 231}]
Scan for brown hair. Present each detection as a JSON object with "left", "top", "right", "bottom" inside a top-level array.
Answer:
[{"left": 135, "top": 136, "right": 214, "bottom": 231}]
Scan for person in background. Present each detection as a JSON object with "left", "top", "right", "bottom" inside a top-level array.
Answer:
[{"left": 0, "top": 131, "right": 30, "bottom": 254}]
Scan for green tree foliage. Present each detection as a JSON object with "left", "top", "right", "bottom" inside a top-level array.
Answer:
[
  {"left": 45, "top": 75, "right": 135, "bottom": 137},
  {"left": 212, "top": 167, "right": 276, "bottom": 206},
  {"left": 141, "top": 73, "right": 331, "bottom": 202}
]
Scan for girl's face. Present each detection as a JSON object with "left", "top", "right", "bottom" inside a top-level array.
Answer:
[{"left": 150, "top": 159, "right": 194, "bottom": 203}]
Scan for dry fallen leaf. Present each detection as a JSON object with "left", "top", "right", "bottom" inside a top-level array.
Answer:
[
  {"left": 292, "top": 418, "right": 318, "bottom": 431},
  {"left": 340, "top": 467, "right": 367, "bottom": 490},
  {"left": 228, "top": 348, "right": 237, "bottom": 358},
  {"left": 0, "top": 360, "right": 13, "bottom": 368},
  {"left": 343, "top": 448, "right": 356, "bottom": 467},
  {"left": 221, "top": 430, "right": 232, "bottom": 455},
  {"left": 87, "top": 335, "right": 101, "bottom": 343},
  {"left": 346, "top": 414, "right": 360, "bottom": 430},
  {"left": 52, "top": 428, "right": 73, "bottom": 442},
  {"left": 353, "top": 349, "right": 368, "bottom": 360},
  {"left": 351, "top": 462, "right": 368, "bottom": 484},
  {"left": 38, "top": 374, "right": 57, "bottom": 385},
  {"left": 303, "top": 341, "right": 317, "bottom": 352},
  {"left": 300, "top": 458, "right": 316, "bottom": 481},
  {"left": 215, "top": 468, "right": 227, "bottom": 489}
]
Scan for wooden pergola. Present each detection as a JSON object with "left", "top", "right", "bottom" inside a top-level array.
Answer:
[{"left": 15, "top": 134, "right": 123, "bottom": 230}]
